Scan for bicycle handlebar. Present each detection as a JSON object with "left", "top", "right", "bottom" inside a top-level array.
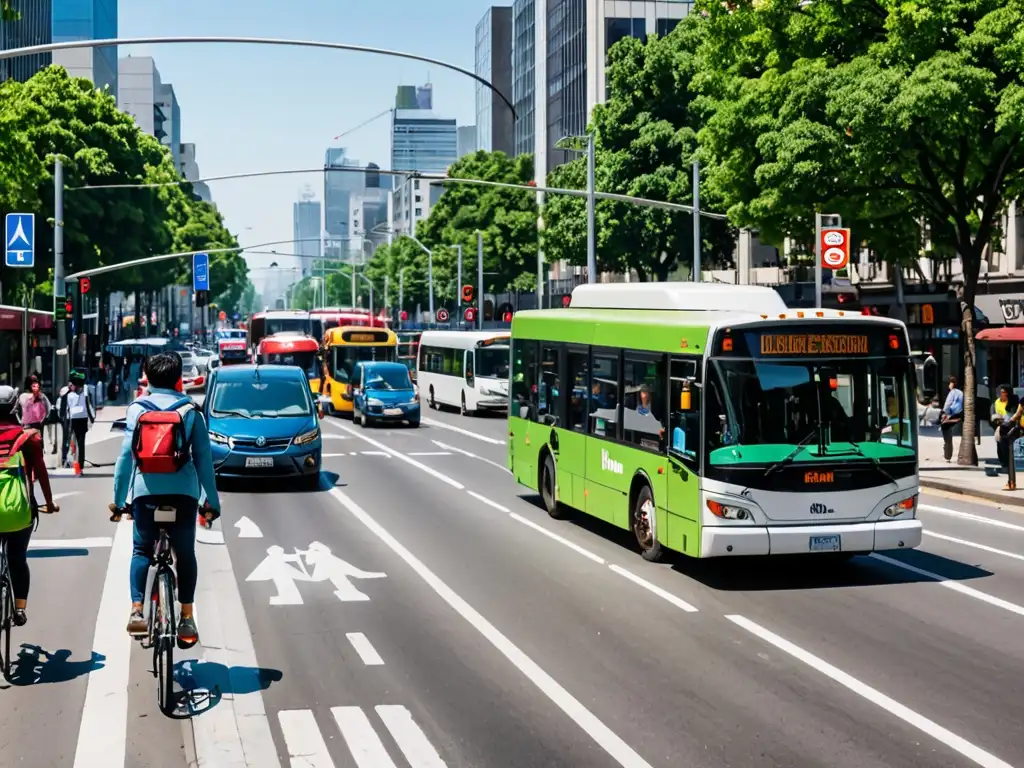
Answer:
[{"left": 108, "top": 502, "right": 217, "bottom": 525}]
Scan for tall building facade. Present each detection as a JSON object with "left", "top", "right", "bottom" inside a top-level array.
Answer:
[
  {"left": 293, "top": 197, "right": 322, "bottom": 278},
  {"left": 157, "top": 82, "right": 181, "bottom": 168},
  {"left": 51, "top": 0, "right": 117, "bottom": 93},
  {"left": 390, "top": 110, "right": 458, "bottom": 174},
  {"left": 457, "top": 125, "right": 476, "bottom": 158},
  {"left": 118, "top": 56, "right": 169, "bottom": 140},
  {"left": 474, "top": 6, "right": 514, "bottom": 155},
  {"left": 511, "top": 0, "right": 535, "bottom": 157},
  {"left": 323, "top": 147, "right": 365, "bottom": 241},
  {"left": 0, "top": 0, "right": 52, "bottom": 83}
]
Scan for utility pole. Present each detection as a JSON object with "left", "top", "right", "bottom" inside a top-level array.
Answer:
[
  {"left": 477, "top": 230, "right": 484, "bottom": 331},
  {"left": 586, "top": 132, "right": 596, "bottom": 283},
  {"left": 692, "top": 159, "right": 701, "bottom": 282},
  {"left": 455, "top": 244, "right": 462, "bottom": 325},
  {"left": 54, "top": 157, "right": 68, "bottom": 392}
]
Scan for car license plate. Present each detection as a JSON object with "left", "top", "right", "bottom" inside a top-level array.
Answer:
[
  {"left": 245, "top": 457, "right": 274, "bottom": 468},
  {"left": 809, "top": 535, "right": 841, "bottom": 552},
  {"left": 384, "top": 408, "right": 403, "bottom": 416}
]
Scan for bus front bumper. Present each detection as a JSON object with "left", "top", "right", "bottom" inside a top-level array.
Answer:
[{"left": 700, "top": 519, "right": 922, "bottom": 557}]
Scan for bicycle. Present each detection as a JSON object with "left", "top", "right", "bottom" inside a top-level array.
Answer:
[
  {"left": 110, "top": 502, "right": 215, "bottom": 714},
  {"left": 0, "top": 539, "right": 13, "bottom": 680}
]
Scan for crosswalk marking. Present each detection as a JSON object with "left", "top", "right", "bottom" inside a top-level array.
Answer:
[
  {"left": 279, "top": 709, "right": 335, "bottom": 767},
  {"left": 332, "top": 707, "right": 397, "bottom": 767},
  {"left": 376, "top": 705, "right": 447, "bottom": 767}
]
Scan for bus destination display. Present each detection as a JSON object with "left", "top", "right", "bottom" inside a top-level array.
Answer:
[
  {"left": 341, "top": 330, "right": 390, "bottom": 344},
  {"left": 760, "top": 334, "right": 869, "bottom": 356}
]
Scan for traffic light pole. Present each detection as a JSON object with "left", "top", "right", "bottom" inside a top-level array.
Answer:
[
  {"left": 455, "top": 244, "right": 462, "bottom": 324},
  {"left": 53, "top": 157, "right": 68, "bottom": 394}
]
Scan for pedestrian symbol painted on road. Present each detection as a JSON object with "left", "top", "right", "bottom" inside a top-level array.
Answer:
[
  {"left": 245, "top": 542, "right": 387, "bottom": 604},
  {"left": 5, "top": 212, "right": 34, "bottom": 268}
]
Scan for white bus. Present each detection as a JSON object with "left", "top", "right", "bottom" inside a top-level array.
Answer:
[{"left": 417, "top": 330, "right": 511, "bottom": 415}]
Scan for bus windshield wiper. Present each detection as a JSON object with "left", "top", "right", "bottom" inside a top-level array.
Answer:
[
  {"left": 829, "top": 442, "right": 898, "bottom": 486},
  {"left": 764, "top": 431, "right": 818, "bottom": 476}
]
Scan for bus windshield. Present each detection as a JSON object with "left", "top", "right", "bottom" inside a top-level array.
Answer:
[
  {"left": 703, "top": 355, "right": 917, "bottom": 464},
  {"left": 266, "top": 318, "right": 310, "bottom": 336},
  {"left": 476, "top": 346, "right": 510, "bottom": 378},
  {"left": 331, "top": 345, "right": 397, "bottom": 383},
  {"left": 264, "top": 351, "right": 319, "bottom": 378}
]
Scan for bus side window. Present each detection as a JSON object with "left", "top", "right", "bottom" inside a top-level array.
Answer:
[
  {"left": 512, "top": 340, "right": 539, "bottom": 420},
  {"left": 452, "top": 348, "right": 463, "bottom": 377},
  {"left": 624, "top": 353, "right": 666, "bottom": 452},
  {"left": 465, "top": 351, "right": 474, "bottom": 385},
  {"left": 567, "top": 350, "right": 589, "bottom": 432},
  {"left": 539, "top": 344, "right": 562, "bottom": 427},
  {"left": 589, "top": 352, "right": 620, "bottom": 438},
  {"left": 669, "top": 357, "right": 701, "bottom": 464}
]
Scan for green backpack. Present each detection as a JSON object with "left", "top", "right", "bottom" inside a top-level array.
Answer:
[{"left": 0, "top": 431, "right": 34, "bottom": 534}]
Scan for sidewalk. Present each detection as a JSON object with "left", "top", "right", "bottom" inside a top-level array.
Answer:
[
  {"left": 918, "top": 429, "right": 1024, "bottom": 507},
  {"left": 43, "top": 403, "right": 130, "bottom": 470}
]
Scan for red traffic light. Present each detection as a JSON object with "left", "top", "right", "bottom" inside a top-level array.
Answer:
[
  {"left": 400, "top": 310, "right": 408, "bottom": 321},
  {"left": 461, "top": 284, "right": 474, "bottom": 303},
  {"left": 502, "top": 311, "right": 512, "bottom": 322},
  {"left": 64, "top": 300, "right": 72, "bottom": 314},
  {"left": 80, "top": 277, "right": 90, "bottom": 294},
  {"left": 464, "top": 307, "right": 476, "bottom": 322}
]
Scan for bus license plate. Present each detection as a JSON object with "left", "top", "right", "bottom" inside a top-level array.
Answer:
[
  {"left": 809, "top": 535, "right": 841, "bottom": 552},
  {"left": 245, "top": 457, "right": 274, "bottom": 468},
  {"left": 384, "top": 408, "right": 403, "bottom": 416}
]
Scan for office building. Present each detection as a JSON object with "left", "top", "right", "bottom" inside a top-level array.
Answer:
[
  {"left": 475, "top": 6, "right": 514, "bottom": 155},
  {"left": 511, "top": 0, "right": 535, "bottom": 156},
  {"left": 293, "top": 195, "right": 322, "bottom": 278},
  {"left": 0, "top": 0, "right": 52, "bottom": 83},
  {"left": 457, "top": 125, "right": 476, "bottom": 158},
  {"left": 323, "top": 147, "right": 366, "bottom": 244},
  {"left": 156, "top": 82, "right": 180, "bottom": 168},
  {"left": 179, "top": 142, "right": 213, "bottom": 204},
  {"left": 390, "top": 108, "right": 458, "bottom": 236},
  {"left": 51, "top": 0, "right": 117, "bottom": 93},
  {"left": 535, "top": 0, "right": 692, "bottom": 181},
  {"left": 118, "top": 56, "right": 172, "bottom": 144}
]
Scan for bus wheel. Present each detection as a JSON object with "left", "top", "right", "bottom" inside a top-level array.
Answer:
[
  {"left": 540, "top": 452, "right": 568, "bottom": 519},
  {"left": 429, "top": 386, "right": 437, "bottom": 409},
  {"left": 632, "top": 484, "right": 664, "bottom": 562},
  {"left": 461, "top": 392, "right": 474, "bottom": 416}
]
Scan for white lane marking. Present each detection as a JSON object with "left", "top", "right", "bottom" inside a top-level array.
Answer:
[
  {"left": 609, "top": 565, "right": 698, "bottom": 612},
  {"left": 509, "top": 512, "right": 606, "bottom": 564},
  {"left": 727, "top": 614, "right": 1014, "bottom": 768},
  {"left": 332, "top": 706, "right": 397, "bottom": 767},
  {"left": 330, "top": 424, "right": 464, "bottom": 490},
  {"left": 85, "top": 431, "right": 122, "bottom": 446},
  {"left": 235, "top": 515, "right": 263, "bottom": 538},
  {"left": 321, "top": 433, "right": 348, "bottom": 439},
  {"left": 376, "top": 705, "right": 447, "bottom": 767},
  {"left": 870, "top": 553, "right": 1024, "bottom": 618},
  {"left": 407, "top": 451, "right": 452, "bottom": 456},
  {"left": 279, "top": 709, "right": 335, "bottom": 767},
  {"left": 350, "top": 451, "right": 359, "bottom": 455},
  {"left": 30, "top": 537, "right": 111, "bottom": 549},
  {"left": 422, "top": 417, "right": 505, "bottom": 444},
  {"left": 924, "top": 531, "right": 1024, "bottom": 562},
  {"left": 920, "top": 504, "right": 1024, "bottom": 534},
  {"left": 432, "top": 439, "right": 509, "bottom": 472},
  {"left": 52, "top": 491, "right": 82, "bottom": 501},
  {"left": 466, "top": 490, "right": 510, "bottom": 513},
  {"left": 192, "top": 521, "right": 281, "bottom": 767},
  {"left": 346, "top": 632, "right": 385, "bottom": 666},
  {"left": 322, "top": 453, "right": 350, "bottom": 457},
  {"left": 361, "top": 451, "right": 391, "bottom": 457},
  {"left": 72, "top": 521, "right": 134, "bottom": 767},
  {"left": 328, "top": 487, "right": 654, "bottom": 768}
]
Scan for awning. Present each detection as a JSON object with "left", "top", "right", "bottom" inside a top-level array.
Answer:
[{"left": 976, "top": 327, "right": 1024, "bottom": 342}]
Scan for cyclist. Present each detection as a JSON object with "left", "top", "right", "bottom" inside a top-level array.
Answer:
[
  {"left": 112, "top": 352, "right": 220, "bottom": 648},
  {"left": 0, "top": 385, "right": 58, "bottom": 627}
]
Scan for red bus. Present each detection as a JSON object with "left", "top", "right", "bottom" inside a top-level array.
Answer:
[
  {"left": 247, "top": 310, "right": 315, "bottom": 353},
  {"left": 310, "top": 308, "right": 387, "bottom": 339},
  {"left": 256, "top": 332, "right": 322, "bottom": 393}
]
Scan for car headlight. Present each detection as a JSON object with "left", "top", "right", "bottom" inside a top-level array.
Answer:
[
  {"left": 209, "top": 431, "right": 229, "bottom": 445},
  {"left": 706, "top": 499, "right": 751, "bottom": 521},
  {"left": 884, "top": 494, "right": 917, "bottom": 518},
  {"left": 294, "top": 427, "right": 320, "bottom": 445},
  {"left": 366, "top": 398, "right": 384, "bottom": 407}
]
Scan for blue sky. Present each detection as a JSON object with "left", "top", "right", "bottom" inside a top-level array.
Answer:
[{"left": 118, "top": 0, "right": 495, "bottom": 289}]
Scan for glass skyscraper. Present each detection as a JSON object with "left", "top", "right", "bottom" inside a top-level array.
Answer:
[
  {"left": 474, "top": 6, "right": 513, "bottom": 155},
  {"left": 0, "top": 0, "right": 52, "bottom": 83},
  {"left": 51, "top": 0, "right": 118, "bottom": 94},
  {"left": 390, "top": 111, "right": 458, "bottom": 174},
  {"left": 512, "top": 0, "right": 535, "bottom": 157}
]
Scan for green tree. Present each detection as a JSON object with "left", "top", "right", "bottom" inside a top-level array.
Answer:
[
  {"left": 415, "top": 150, "right": 538, "bottom": 295},
  {"left": 543, "top": 19, "right": 735, "bottom": 281},
  {"left": 362, "top": 238, "right": 430, "bottom": 315},
  {"left": 696, "top": 0, "right": 1024, "bottom": 464},
  {"left": 2, "top": 1, "right": 18, "bottom": 21}
]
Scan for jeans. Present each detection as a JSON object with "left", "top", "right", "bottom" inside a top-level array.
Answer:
[{"left": 130, "top": 495, "right": 199, "bottom": 604}]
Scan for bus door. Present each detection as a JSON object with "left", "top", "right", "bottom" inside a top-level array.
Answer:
[
  {"left": 558, "top": 345, "right": 589, "bottom": 511},
  {"left": 666, "top": 356, "right": 704, "bottom": 557}
]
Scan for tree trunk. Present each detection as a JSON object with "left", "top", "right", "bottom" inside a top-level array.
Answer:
[{"left": 957, "top": 294, "right": 979, "bottom": 465}]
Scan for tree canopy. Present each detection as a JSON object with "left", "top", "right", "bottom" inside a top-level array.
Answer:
[{"left": 0, "top": 66, "right": 250, "bottom": 318}]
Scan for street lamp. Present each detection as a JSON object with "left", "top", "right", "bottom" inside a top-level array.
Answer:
[
  {"left": 556, "top": 133, "right": 596, "bottom": 283},
  {"left": 398, "top": 265, "right": 413, "bottom": 328},
  {"left": 406, "top": 235, "right": 434, "bottom": 319}
]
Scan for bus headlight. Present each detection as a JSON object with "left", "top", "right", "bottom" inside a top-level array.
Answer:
[
  {"left": 294, "top": 427, "right": 320, "bottom": 445},
  {"left": 706, "top": 499, "right": 751, "bottom": 520},
  {"left": 884, "top": 494, "right": 917, "bottom": 517}
]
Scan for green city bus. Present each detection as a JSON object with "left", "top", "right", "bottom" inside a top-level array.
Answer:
[{"left": 507, "top": 283, "right": 922, "bottom": 562}]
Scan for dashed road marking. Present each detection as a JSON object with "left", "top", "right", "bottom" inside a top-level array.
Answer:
[{"left": 421, "top": 417, "right": 505, "bottom": 444}]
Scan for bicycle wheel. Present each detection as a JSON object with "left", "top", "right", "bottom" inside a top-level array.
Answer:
[
  {"left": 154, "top": 569, "right": 175, "bottom": 713},
  {"left": 0, "top": 571, "right": 12, "bottom": 680}
]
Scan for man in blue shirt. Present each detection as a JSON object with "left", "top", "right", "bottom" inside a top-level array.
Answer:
[
  {"left": 112, "top": 352, "right": 221, "bottom": 648},
  {"left": 940, "top": 375, "right": 965, "bottom": 462}
]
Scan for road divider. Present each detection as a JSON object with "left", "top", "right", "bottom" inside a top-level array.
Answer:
[{"left": 726, "top": 614, "right": 1014, "bottom": 768}]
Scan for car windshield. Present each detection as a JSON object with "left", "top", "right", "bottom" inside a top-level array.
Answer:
[
  {"left": 476, "top": 346, "right": 510, "bottom": 378},
  {"left": 364, "top": 367, "right": 412, "bottom": 390},
  {"left": 703, "top": 355, "right": 917, "bottom": 464},
  {"left": 211, "top": 378, "right": 312, "bottom": 417},
  {"left": 331, "top": 345, "right": 396, "bottom": 383},
  {"left": 264, "top": 350, "right": 319, "bottom": 378}
]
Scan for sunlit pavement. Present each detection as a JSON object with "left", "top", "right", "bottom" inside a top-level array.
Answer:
[{"left": 3, "top": 406, "right": 1023, "bottom": 767}]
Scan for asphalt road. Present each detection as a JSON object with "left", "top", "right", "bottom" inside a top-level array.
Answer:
[{"left": 4, "top": 403, "right": 1024, "bottom": 767}]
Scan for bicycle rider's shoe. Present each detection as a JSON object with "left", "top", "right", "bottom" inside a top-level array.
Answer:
[
  {"left": 12, "top": 609, "right": 26, "bottom": 627},
  {"left": 177, "top": 615, "right": 199, "bottom": 649},
  {"left": 126, "top": 608, "right": 147, "bottom": 636}
]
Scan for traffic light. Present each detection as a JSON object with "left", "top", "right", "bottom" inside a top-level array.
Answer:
[
  {"left": 80, "top": 277, "right": 90, "bottom": 294},
  {"left": 65, "top": 297, "right": 73, "bottom": 316},
  {"left": 461, "top": 284, "right": 474, "bottom": 303},
  {"left": 195, "top": 290, "right": 209, "bottom": 308}
]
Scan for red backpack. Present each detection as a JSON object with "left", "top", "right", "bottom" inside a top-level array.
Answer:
[{"left": 131, "top": 398, "right": 196, "bottom": 474}]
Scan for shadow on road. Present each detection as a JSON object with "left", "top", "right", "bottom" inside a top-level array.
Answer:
[
  {"left": 5, "top": 645, "right": 105, "bottom": 686},
  {"left": 168, "top": 658, "right": 283, "bottom": 717},
  {"left": 216, "top": 470, "right": 342, "bottom": 495},
  {"left": 27, "top": 548, "right": 90, "bottom": 559}
]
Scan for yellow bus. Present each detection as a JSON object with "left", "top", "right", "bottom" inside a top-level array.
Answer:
[{"left": 321, "top": 326, "right": 399, "bottom": 415}]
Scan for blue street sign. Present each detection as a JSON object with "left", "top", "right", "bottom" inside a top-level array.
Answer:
[
  {"left": 193, "top": 252, "right": 209, "bottom": 291},
  {"left": 5, "top": 212, "right": 34, "bottom": 268}
]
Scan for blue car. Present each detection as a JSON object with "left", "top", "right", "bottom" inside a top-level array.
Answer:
[
  {"left": 204, "top": 364, "right": 324, "bottom": 489},
  {"left": 348, "top": 361, "right": 420, "bottom": 428}
]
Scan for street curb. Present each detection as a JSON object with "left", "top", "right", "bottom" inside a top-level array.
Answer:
[{"left": 920, "top": 477, "right": 1024, "bottom": 508}]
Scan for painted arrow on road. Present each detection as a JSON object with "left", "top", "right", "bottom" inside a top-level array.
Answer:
[{"left": 235, "top": 515, "right": 263, "bottom": 538}]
